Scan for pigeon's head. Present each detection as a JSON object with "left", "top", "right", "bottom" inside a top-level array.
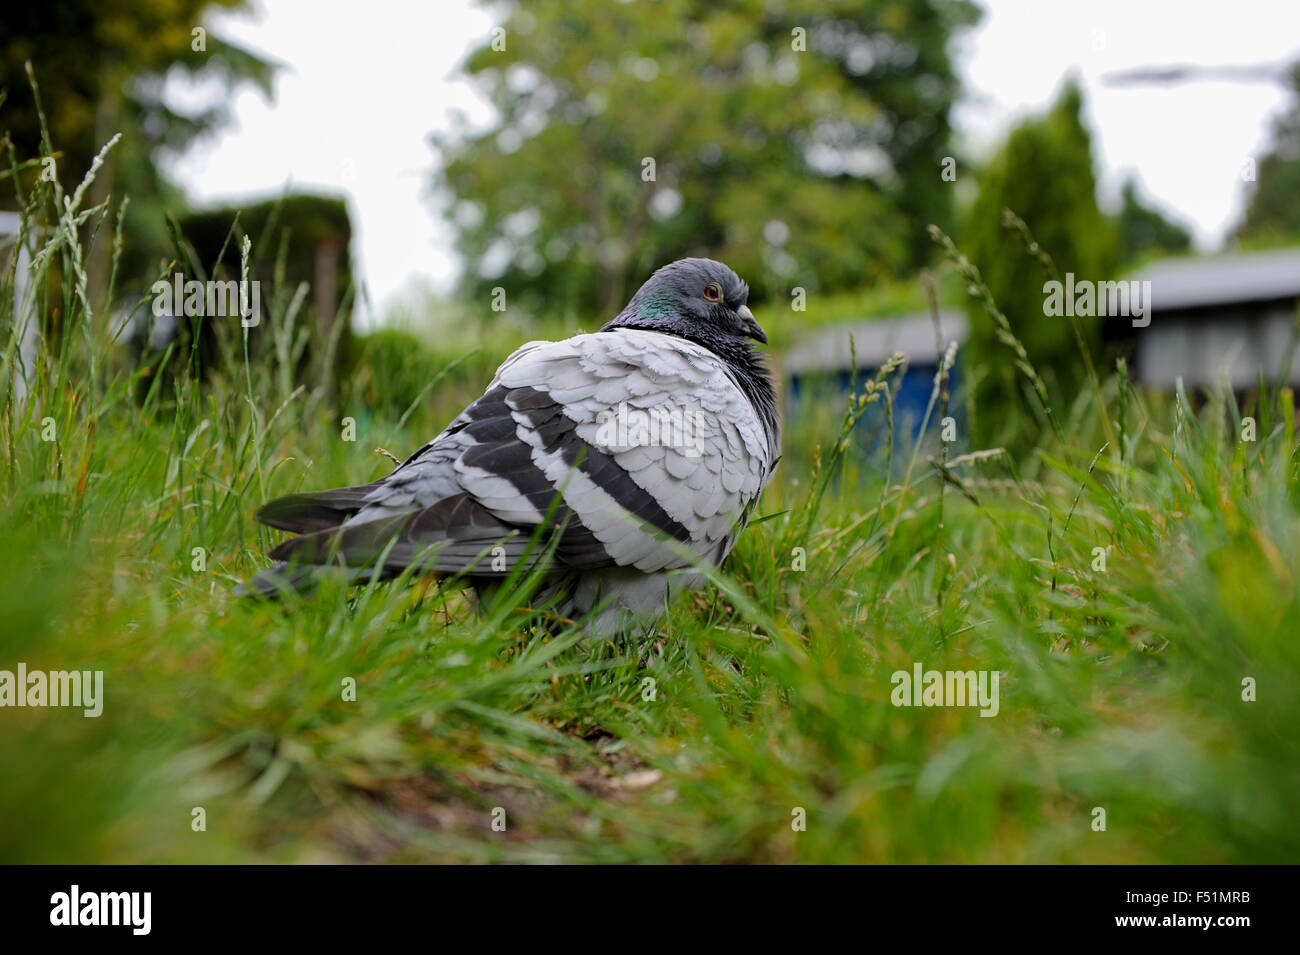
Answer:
[{"left": 604, "top": 258, "right": 767, "bottom": 349}]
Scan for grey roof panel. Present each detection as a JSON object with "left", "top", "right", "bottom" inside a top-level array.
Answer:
[
  {"left": 1129, "top": 247, "right": 1300, "bottom": 312},
  {"left": 784, "top": 310, "right": 969, "bottom": 374}
]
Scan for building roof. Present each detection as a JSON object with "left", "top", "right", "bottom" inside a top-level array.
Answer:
[
  {"left": 784, "top": 310, "right": 968, "bottom": 374},
  {"left": 1129, "top": 247, "right": 1300, "bottom": 312}
]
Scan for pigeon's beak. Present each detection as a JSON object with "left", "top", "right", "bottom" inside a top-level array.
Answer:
[{"left": 736, "top": 304, "right": 767, "bottom": 344}]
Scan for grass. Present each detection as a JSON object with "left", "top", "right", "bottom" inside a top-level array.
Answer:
[{"left": 2, "top": 127, "right": 1299, "bottom": 864}]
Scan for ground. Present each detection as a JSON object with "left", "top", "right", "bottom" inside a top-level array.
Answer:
[{"left": 3, "top": 281, "right": 1297, "bottom": 862}]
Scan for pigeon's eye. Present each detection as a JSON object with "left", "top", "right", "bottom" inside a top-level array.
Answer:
[{"left": 703, "top": 283, "right": 723, "bottom": 303}]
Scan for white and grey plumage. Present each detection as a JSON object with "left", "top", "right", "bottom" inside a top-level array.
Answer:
[{"left": 239, "top": 258, "right": 780, "bottom": 637}]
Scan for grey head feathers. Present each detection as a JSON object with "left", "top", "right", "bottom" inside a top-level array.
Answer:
[{"left": 600, "top": 257, "right": 779, "bottom": 459}]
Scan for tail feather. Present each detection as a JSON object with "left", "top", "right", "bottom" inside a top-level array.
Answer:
[
  {"left": 240, "top": 487, "right": 601, "bottom": 599},
  {"left": 267, "top": 493, "right": 534, "bottom": 575},
  {"left": 233, "top": 561, "right": 326, "bottom": 598},
  {"left": 237, "top": 493, "right": 537, "bottom": 599},
  {"left": 255, "top": 481, "right": 385, "bottom": 534}
]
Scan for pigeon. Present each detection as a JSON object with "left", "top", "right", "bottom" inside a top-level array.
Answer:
[{"left": 239, "top": 258, "right": 781, "bottom": 637}]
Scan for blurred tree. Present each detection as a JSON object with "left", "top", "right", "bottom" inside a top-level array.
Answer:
[
  {"left": 1, "top": 2, "right": 274, "bottom": 287},
  {"left": 962, "top": 79, "right": 1119, "bottom": 448},
  {"left": 1234, "top": 62, "right": 1300, "bottom": 245},
  {"left": 434, "top": 0, "right": 980, "bottom": 317},
  {"left": 1116, "top": 176, "right": 1191, "bottom": 264}
]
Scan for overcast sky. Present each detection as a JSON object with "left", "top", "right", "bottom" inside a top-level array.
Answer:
[{"left": 166, "top": 0, "right": 1300, "bottom": 329}]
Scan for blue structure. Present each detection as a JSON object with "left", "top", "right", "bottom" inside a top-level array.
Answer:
[{"left": 783, "top": 310, "right": 969, "bottom": 458}]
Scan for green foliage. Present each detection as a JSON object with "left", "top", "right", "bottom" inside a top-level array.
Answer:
[
  {"left": 1, "top": 2, "right": 269, "bottom": 181},
  {"left": 346, "top": 328, "right": 489, "bottom": 422},
  {"left": 1116, "top": 176, "right": 1192, "bottom": 264},
  {"left": 344, "top": 303, "right": 586, "bottom": 422},
  {"left": 1, "top": 2, "right": 274, "bottom": 293},
  {"left": 962, "top": 79, "right": 1119, "bottom": 452},
  {"left": 5, "top": 120, "right": 1300, "bottom": 865},
  {"left": 435, "top": 0, "right": 980, "bottom": 317},
  {"left": 1234, "top": 62, "right": 1300, "bottom": 245}
]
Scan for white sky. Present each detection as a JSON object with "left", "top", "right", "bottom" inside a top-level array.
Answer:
[{"left": 167, "top": 0, "right": 1300, "bottom": 329}]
